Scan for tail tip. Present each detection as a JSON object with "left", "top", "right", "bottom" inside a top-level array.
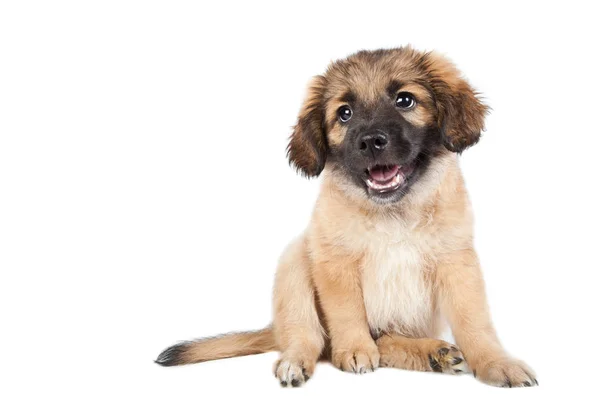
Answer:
[{"left": 155, "top": 342, "right": 189, "bottom": 367}]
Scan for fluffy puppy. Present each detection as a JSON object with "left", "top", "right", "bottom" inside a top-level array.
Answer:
[{"left": 156, "top": 47, "right": 537, "bottom": 388}]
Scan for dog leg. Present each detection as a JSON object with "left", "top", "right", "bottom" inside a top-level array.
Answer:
[
  {"left": 376, "top": 334, "right": 468, "bottom": 374},
  {"left": 272, "top": 239, "right": 325, "bottom": 387},
  {"left": 436, "top": 248, "right": 537, "bottom": 387},
  {"left": 311, "top": 247, "right": 380, "bottom": 374}
]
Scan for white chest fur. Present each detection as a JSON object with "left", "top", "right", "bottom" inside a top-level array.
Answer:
[{"left": 359, "top": 220, "right": 439, "bottom": 338}]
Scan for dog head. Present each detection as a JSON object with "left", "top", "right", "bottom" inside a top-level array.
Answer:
[{"left": 287, "top": 47, "right": 488, "bottom": 204}]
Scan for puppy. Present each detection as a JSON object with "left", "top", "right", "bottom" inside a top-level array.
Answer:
[{"left": 156, "top": 47, "right": 537, "bottom": 388}]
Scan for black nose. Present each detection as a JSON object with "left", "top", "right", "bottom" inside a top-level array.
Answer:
[{"left": 359, "top": 133, "right": 389, "bottom": 156}]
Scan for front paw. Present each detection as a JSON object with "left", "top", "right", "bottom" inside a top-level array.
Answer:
[
  {"left": 274, "top": 353, "right": 315, "bottom": 388},
  {"left": 332, "top": 339, "right": 380, "bottom": 373},
  {"left": 474, "top": 356, "right": 537, "bottom": 388}
]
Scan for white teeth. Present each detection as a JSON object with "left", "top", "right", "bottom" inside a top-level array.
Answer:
[{"left": 366, "top": 172, "right": 404, "bottom": 191}]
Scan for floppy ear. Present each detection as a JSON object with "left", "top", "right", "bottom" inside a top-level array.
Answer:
[
  {"left": 426, "top": 53, "right": 489, "bottom": 153},
  {"left": 287, "top": 75, "right": 328, "bottom": 178}
]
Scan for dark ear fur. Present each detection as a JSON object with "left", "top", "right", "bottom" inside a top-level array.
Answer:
[
  {"left": 426, "top": 53, "right": 489, "bottom": 153},
  {"left": 287, "top": 76, "right": 328, "bottom": 177}
]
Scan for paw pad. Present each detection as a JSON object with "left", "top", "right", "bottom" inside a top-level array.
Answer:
[{"left": 429, "top": 344, "right": 467, "bottom": 374}]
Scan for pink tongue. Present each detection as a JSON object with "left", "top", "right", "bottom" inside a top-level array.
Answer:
[{"left": 370, "top": 165, "right": 399, "bottom": 182}]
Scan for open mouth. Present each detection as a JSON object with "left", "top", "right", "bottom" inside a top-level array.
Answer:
[{"left": 365, "top": 163, "right": 415, "bottom": 194}]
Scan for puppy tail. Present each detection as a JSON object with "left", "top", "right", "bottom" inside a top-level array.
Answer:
[{"left": 155, "top": 327, "right": 277, "bottom": 366}]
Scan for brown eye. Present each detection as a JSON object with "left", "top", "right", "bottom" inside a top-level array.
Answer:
[
  {"left": 337, "top": 105, "right": 352, "bottom": 122},
  {"left": 395, "top": 92, "right": 416, "bottom": 109}
]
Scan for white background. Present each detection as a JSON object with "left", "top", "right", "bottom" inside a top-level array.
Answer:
[{"left": 1, "top": 1, "right": 599, "bottom": 399}]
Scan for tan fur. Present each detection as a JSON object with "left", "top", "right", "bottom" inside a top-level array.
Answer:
[
  {"left": 271, "top": 151, "right": 534, "bottom": 387},
  {"left": 168, "top": 329, "right": 276, "bottom": 365},
  {"left": 377, "top": 334, "right": 467, "bottom": 373},
  {"left": 157, "top": 47, "right": 535, "bottom": 389}
]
